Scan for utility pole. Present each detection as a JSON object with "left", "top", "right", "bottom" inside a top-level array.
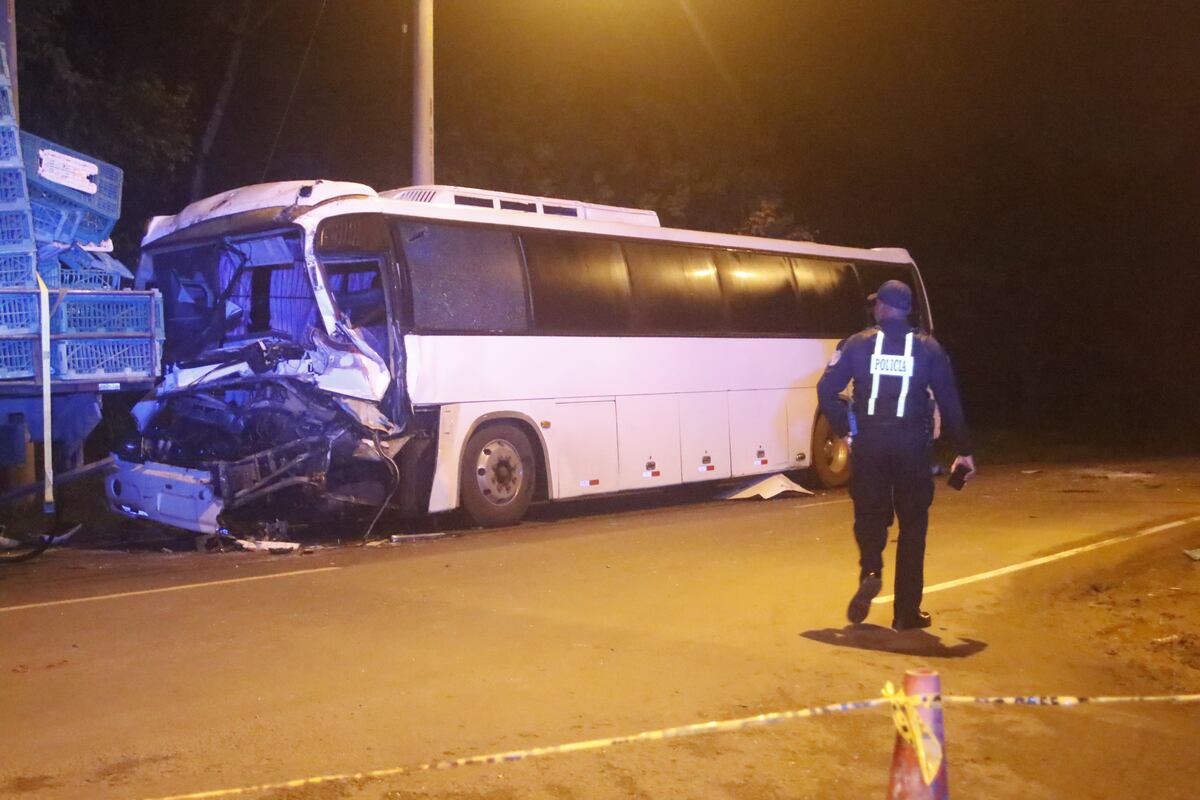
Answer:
[
  {"left": 412, "top": 0, "right": 434, "bottom": 185},
  {"left": 1, "top": 0, "right": 17, "bottom": 122}
]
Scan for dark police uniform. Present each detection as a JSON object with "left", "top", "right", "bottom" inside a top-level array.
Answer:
[{"left": 816, "top": 313, "right": 972, "bottom": 627}]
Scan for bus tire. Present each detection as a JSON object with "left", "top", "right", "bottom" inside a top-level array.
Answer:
[
  {"left": 811, "top": 412, "right": 851, "bottom": 488},
  {"left": 459, "top": 422, "right": 536, "bottom": 527}
]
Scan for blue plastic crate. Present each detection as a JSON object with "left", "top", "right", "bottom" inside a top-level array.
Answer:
[
  {"left": 37, "top": 255, "right": 120, "bottom": 289},
  {"left": 52, "top": 336, "right": 158, "bottom": 380},
  {"left": 28, "top": 187, "right": 83, "bottom": 243},
  {"left": 0, "top": 337, "right": 36, "bottom": 380},
  {"left": 21, "top": 132, "right": 122, "bottom": 245},
  {"left": 0, "top": 290, "right": 38, "bottom": 334},
  {"left": 37, "top": 246, "right": 125, "bottom": 289},
  {"left": 28, "top": 182, "right": 112, "bottom": 244},
  {"left": 0, "top": 126, "right": 20, "bottom": 167},
  {"left": 0, "top": 208, "right": 34, "bottom": 252},
  {"left": 0, "top": 251, "right": 37, "bottom": 287},
  {"left": 53, "top": 292, "right": 156, "bottom": 335},
  {"left": 0, "top": 165, "right": 27, "bottom": 207}
]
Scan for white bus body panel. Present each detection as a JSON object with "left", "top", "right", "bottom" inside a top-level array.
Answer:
[
  {"left": 615, "top": 394, "right": 683, "bottom": 490},
  {"left": 410, "top": 335, "right": 835, "bottom": 513},
  {"left": 786, "top": 388, "right": 821, "bottom": 466},
  {"left": 404, "top": 335, "right": 834, "bottom": 403}
]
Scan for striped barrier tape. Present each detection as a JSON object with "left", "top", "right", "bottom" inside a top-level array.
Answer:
[
  {"left": 141, "top": 690, "right": 1200, "bottom": 800},
  {"left": 943, "top": 692, "right": 1200, "bottom": 707}
]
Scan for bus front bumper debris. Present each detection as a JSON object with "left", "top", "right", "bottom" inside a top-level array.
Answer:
[{"left": 106, "top": 456, "right": 224, "bottom": 534}]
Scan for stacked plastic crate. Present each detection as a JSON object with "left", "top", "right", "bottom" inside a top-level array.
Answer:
[
  {"left": 0, "top": 45, "right": 162, "bottom": 388},
  {"left": 0, "top": 42, "right": 39, "bottom": 383}
]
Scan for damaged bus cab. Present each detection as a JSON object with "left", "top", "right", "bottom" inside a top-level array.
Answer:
[
  {"left": 108, "top": 181, "right": 415, "bottom": 534},
  {"left": 107, "top": 180, "right": 931, "bottom": 535}
]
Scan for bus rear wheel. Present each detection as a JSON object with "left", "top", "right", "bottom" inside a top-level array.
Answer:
[
  {"left": 811, "top": 413, "right": 851, "bottom": 488},
  {"left": 460, "top": 423, "right": 536, "bottom": 527}
]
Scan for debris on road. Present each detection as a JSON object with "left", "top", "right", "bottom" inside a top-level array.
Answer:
[
  {"left": 1020, "top": 469, "right": 1042, "bottom": 475},
  {"left": 363, "top": 532, "right": 450, "bottom": 547},
  {"left": 1074, "top": 468, "right": 1156, "bottom": 480},
  {"left": 1184, "top": 548, "right": 1200, "bottom": 562},
  {"left": 389, "top": 532, "right": 449, "bottom": 543},
  {"left": 195, "top": 532, "right": 236, "bottom": 552},
  {"left": 235, "top": 539, "right": 301, "bottom": 554},
  {"left": 0, "top": 524, "right": 81, "bottom": 563},
  {"left": 718, "top": 474, "right": 814, "bottom": 501}
]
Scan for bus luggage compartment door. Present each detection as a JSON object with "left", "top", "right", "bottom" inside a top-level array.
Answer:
[
  {"left": 553, "top": 400, "right": 619, "bottom": 499},
  {"left": 727, "top": 389, "right": 789, "bottom": 477},
  {"left": 615, "top": 394, "right": 682, "bottom": 490},
  {"left": 678, "top": 391, "right": 731, "bottom": 483}
]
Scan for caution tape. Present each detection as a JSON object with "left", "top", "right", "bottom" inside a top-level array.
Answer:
[
  {"left": 141, "top": 697, "right": 893, "bottom": 800},
  {"left": 140, "top": 690, "right": 1200, "bottom": 800},
  {"left": 942, "top": 692, "right": 1200, "bottom": 707}
]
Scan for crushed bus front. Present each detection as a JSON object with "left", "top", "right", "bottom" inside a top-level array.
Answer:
[{"left": 105, "top": 182, "right": 416, "bottom": 535}]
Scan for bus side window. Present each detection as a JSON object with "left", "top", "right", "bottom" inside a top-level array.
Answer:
[
  {"left": 316, "top": 214, "right": 403, "bottom": 329},
  {"left": 714, "top": 251, "right": 797, "bottom": 334},
  {"left": 623, "top": 242, "right": 724, "bottom": 334},
  {"left": 791, "top": 259, "right": 863, "bottom": 338},
  {"left": 397, "top": 222, "right": 529, "bottom": 333},
  {"left": 523, "top": 233, "right": 631, "bottom": 334}
]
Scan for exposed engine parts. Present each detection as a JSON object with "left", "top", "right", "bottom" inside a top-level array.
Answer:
[
  {"left": 115, "top": 374, "right": 412, "bottom": 534},
  {"left": 136, "top": 378, "right": 347, "bottom": 466}
]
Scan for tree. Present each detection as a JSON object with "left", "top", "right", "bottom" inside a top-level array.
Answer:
[
  {"left": 16, "top": 0, "right": 196, "bottom": 256},
  {"left": 189, "top": 0, "right": 282, "bottom": 201},
  {"left": 437, "top": 83, "right": 812, "bottom": 237}
]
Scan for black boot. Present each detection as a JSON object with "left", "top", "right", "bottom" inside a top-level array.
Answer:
[
  {"left": 846, "top": 571, "right": 882, "bottom": 624},
  {"left": 891, "top": 610, "right": 932, "bottom": 631}
]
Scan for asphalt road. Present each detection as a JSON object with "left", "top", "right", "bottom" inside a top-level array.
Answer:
[{"left": 2, "top": 458, "right": 1199, "bottom": 799}]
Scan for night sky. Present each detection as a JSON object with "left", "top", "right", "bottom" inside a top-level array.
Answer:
[{"left": 16, "top": 0, "right": 1200, "bottom": 444}]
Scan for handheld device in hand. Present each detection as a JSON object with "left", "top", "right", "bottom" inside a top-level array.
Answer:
[{"left": 948, "top": 463, "right": 970, "bottom": 491}]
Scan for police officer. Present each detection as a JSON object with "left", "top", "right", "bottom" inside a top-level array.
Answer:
[{"left": 816, "top": 280, "right": 975, "bottom": 630}]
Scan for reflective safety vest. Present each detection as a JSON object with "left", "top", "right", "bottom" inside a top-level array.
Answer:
[{"left": 867, "top": 330, "right": 915, "bottom": 417}]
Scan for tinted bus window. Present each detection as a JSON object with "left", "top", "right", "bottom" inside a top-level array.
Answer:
[
  {"left": 624, "top": 242, "right": 724, "bottom": 333},
  {"left": 854, "top": 262, "right": 929, "bottom": 331},
  {"left": 791, "top": 258, "right": 864, "bottom": 338},
  {"left": 396, "top": 221, "right": 529, "bottom": 332},
  {"left": 714, "top": 251, "right": 797, "bottom": 334},
  {"left": 523, "top": 233, "right": 632, "bottom": 333}
]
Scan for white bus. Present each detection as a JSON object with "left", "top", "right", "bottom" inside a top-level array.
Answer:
[{"left": 106, "top": 181, "right": 931, "bottom": 534}]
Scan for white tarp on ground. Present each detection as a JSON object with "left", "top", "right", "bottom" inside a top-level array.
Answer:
[{"left": 718, "top": 474, "right": 815, "bottom": 501}]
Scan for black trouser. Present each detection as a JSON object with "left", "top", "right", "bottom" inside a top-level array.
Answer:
[{"left": 849, "top": 423, "right": 934, "bottom": 621}]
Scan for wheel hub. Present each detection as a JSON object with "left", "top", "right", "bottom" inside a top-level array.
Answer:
[
  {"left": 474, "top": 439, "right": 524, "bottom": 505},
  {"left": 823, "top": 434, "right": 848, "bottom": 471}
]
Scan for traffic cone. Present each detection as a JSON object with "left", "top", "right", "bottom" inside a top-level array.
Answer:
[{"left": 886, "top": 668, "right": 949, "bottom": 799}]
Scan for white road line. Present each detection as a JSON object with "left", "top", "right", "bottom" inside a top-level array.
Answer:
[
  {"left": 0, "top": 567, "right": 342, "bottom": 614},
  {"left": 873, "top": 514, "right": 1200, "bottom": 604},
  {"left": 792, "top": 498, "right": 853, "bottom": 510}
]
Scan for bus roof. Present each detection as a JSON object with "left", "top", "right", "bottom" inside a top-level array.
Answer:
[{"left": 146, "top": 180, "right": 913, "bottom": 265}]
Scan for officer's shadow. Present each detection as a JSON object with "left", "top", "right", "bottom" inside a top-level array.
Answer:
[{"left": 800, "top": 624, "right": 987, "bottom": 659}]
